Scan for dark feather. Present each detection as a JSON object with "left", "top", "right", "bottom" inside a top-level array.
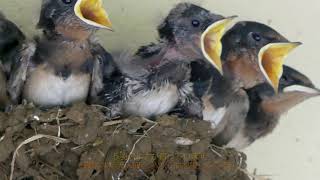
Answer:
[
  {"left": 7, "top": 42, "right": 36, "bottom": 103},
  {"left": 89, "top": 43, "right": 116, "bottom": 104},
  {"left": 135, "top": 43, "right": 162, "bottom": 59},
  {"left": 0, "top": 14, "right": 25, "bottom": 61}
]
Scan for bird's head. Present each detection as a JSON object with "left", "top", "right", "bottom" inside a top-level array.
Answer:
[
  {"left": 221, "top": 21, "right": 301, "bottom": 91},
  {"left": 158, "top": 3, "right": 232, "bottom": 66},
  {"left": 37, "top": 0, "right": 113, "bottom": 38}
]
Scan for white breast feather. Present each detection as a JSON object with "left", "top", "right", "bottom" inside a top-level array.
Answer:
[
  {"left": 24, "top": 71, "right": 90, "bottom": 107},
  {"left": 203, "top": 107, "right": 227, "bottom": 129},
  {"left": 123, "top": 83, "right": 179, "bottom": 117}
]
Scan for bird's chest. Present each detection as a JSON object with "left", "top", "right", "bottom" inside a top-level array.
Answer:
[
  {"left": 23, "top": 67, "right": 90, "bottom": 107},
  {"left": 123, "top": 81, "right": 180, "bottom": 117},
  {"left": 201, "top": 95, "right": 227, "bottom": 129}
]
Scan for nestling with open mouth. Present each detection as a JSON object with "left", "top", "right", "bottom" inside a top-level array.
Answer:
[
  {"left": 7, "top": 0, "right": 114, "bottom": 108},
  {"left": 98, "top": 3, "right": 227, "bottom": 118},
  {"left": 210, "top": 21, "right": 302, "bottom": 149},
  {"left": 181, "top": 20, "right": 303, "bottom": 150}
]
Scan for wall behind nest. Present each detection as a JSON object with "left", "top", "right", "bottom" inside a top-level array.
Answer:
[{"left": 1, "top": 0, "right": 320, "bottom": 179}]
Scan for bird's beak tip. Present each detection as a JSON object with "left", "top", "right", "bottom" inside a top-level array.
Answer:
[
  {"left": 228, "top": 15, "right": 238, "bottom": 20},
  {"left": 102, "top": 26, "right": 114, "bottom": 32},
  {"left": 294, "top": 42, "right": 303, "bottom": 46},
  {"left": 218, "top": 67, "right": 224, "bottom": 76},
  {"left": 286, "top": 41, "right": 303, "bottom": 51}
]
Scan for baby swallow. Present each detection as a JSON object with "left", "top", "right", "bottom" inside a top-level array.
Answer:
[
  {"left": 100, "top": 3, "right": 224, "bottom": 118},
  {"left": 181, "top": 18, "right": 250, "bottom": 146},
  {"left": 0, "top": 12, "right": 26, "bottom": 110},
  {"left": 180, "top": 16, "right": 242, "bottom": 121},
  {"left": 197, "top": 21, "right": 301, "bottom": 147},
  {"left": 227, "top": 65, "right": 320, "bottom": 150},
  {"left": 7, "top": 0, "right": 113, "bottom": 108}
]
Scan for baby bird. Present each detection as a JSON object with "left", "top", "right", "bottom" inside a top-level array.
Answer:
[
  {"left": 211, "top": 22, "right": 301, "bottom": 149},
  {"left": 100, "top": 3, "right": 225, "bottom": 118},
  {"left": 0, "top": 12, "right": 26, "bottom": 110},
  {"left": 186, "top": 21, "right": 301, "bottom": 148},
  {"left": 7, "top": 0, "right": 114, "bottom": 108}
]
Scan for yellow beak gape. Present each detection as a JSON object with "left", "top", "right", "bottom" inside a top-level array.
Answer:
[
  {"left": 201, "top": 16, "right": 237, "bottom": 75},
  {"left": 258, "top": 42, "right": 302, "bottom": 92},
  {"left": 74, "top": 0, "right": 113, "bottom": 30}
]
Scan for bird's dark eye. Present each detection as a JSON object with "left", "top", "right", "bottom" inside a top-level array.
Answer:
[
  {"left": 61, "top": 0, "right": 73, "bottom": 4},
  {"left": 251, "top": 32, "right": 261, "bottom": 41},
  {"left": 191, "top": 20, "right": 200, "bottom": 27}
]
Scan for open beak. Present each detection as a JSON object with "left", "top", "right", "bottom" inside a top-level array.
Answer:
[
  {"left": 258, "top": 42, "right": 302, "bottom": 92},
  {"left": 201, "top": 16, "right": 237, "bottom": 75},
  {"left": 74, "top": 0, "right": 113, "bottom": 30}
]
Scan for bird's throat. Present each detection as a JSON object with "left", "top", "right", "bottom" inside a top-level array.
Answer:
[{"left": 55, "top": 25, "right": 92, "bottom": 42}]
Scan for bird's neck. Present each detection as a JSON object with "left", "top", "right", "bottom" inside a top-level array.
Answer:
[
  {"left": 223, "top": 51, "right": 265, "bottom": 90},
  {"left": 162, "top": 43, "right": 194, "bottom": 61},
  {"left": 36, "top": 34, "right": 92, "bottom": 72},
  {"left": 45, "top": 25, "right": 93, "bottom": 43},
  {"left": 138, "top": 43, "right": 186, "bottom": 68},
  {"left": 42, "top": 30, "right": 92, "bottom": 49}
]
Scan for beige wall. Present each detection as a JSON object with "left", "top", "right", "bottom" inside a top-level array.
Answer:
[{"left": 1, "top": 0, "right": 320, "bottom": 179}]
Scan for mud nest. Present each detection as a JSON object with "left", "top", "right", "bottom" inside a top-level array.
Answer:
[{"left": 0, "top": 103, "right": 250, "bottom": 180}]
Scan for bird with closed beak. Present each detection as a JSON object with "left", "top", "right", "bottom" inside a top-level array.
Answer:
[
  {"left": 99, "top": 3, "right": 226, "bottom": 118},
  {"left": 226, "top": 65, "right": 320, "bottom": 150},
  {"left": 0, "top": 12, "right": 26, "bottom": 110},
  {"left": 7, "top": 0, "right": 114, "bottom": 108}
]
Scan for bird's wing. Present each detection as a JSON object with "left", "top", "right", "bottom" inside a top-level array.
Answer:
[
  {"left": 114, "top": 50, "right": 150, "bottom": 79},
  {"left": 172, "top": 92, "right": 203, "bottom": 118},
  {"left": 113, "top": 42, "right": 165, "bottom": 79},
  {"left": 175, "top": 62, "right": 228, "bottom": 118},
  {"left": 148, "top": 61, "right": 206, "bottom": 118},
  {"left": 212, "top": 89, "right": 250, "bottom": 147},
  {"left": 148, "top": 61, "right": 190, "bottom": 86},
  {"left": 189, "top": 61, "right": 219, "bottom": 98},
  {"left": 7, "top": 42, "right": 36, "bottom": 104},
  {"left": 89, "top": 43, "right": 116, "bottom": 104}
]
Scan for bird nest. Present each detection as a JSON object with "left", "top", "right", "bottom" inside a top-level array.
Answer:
[{"left": 0, "top": 103, "right": 251, "bottom": 180}]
